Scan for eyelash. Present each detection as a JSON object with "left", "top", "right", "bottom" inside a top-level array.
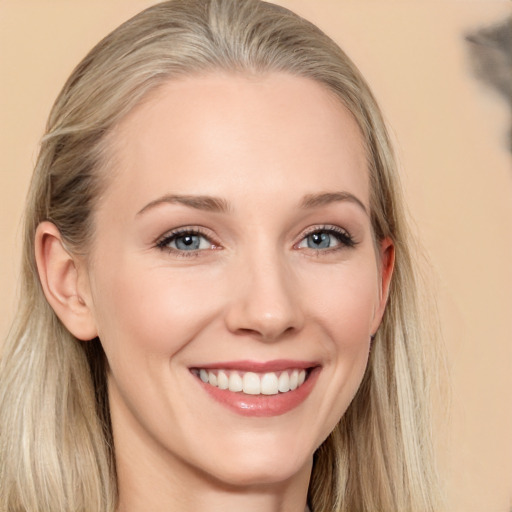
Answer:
[
  {"left": 156, "top": 227, "right": 219, "bottom": 258},
  {"left": 297, "top": 225, "right": 357, "bottom": 252},
  {"left": 155, "top": 225, "right": 357, "bottom": 257}
]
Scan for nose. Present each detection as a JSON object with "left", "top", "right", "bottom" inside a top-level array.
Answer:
[{"left": 224, "top": 252, "right": 304, "bottom": 341}]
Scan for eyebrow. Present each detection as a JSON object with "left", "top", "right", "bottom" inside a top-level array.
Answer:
[
  {"left": 137, "top": 191, "right": 367, "bottom": 216},
  {"left": 137, "top": 194, "right": 231, "bottom": 215},
  {"left": 300, "top": 192, "right": 368, "bottom": 215}
]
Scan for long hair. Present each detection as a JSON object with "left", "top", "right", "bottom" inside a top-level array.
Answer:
[{"left": 0, "top": 1, "right": 441, "bottom": 510}]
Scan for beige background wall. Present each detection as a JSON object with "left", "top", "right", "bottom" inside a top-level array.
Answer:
[{"left": 1, "top": 1, "right": 511, "bottom": 510}]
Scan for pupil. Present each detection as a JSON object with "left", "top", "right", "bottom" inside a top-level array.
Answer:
[{"left": 308, "top": 232, "right": 330, "bottom": 249}]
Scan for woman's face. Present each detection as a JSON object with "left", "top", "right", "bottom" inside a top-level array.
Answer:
[{"left": 82, "top": 73, "right": 393, "bottom": 488}]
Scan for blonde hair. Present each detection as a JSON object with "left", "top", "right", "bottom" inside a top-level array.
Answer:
[{"left": 0, "top": 1, "right": 441, "bottom": 510}]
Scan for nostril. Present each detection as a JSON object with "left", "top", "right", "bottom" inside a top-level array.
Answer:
[{"left": 232, "top": 324, "right": 298, "bottom": 341}]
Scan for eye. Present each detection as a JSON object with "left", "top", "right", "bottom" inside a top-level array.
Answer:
[
  {"left": 156, "top": 229, "right": 217, "bottom": 254},
  {"left": 296, "top": 226, "right": 356, "bottom": 251}
]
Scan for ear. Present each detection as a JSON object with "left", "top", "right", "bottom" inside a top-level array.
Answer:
[
  {"left": 35, "top": 221, "right": 98, "bottom": 341},
  {"left": 370, "top": 237, "right": 395, "bottom": 335}
]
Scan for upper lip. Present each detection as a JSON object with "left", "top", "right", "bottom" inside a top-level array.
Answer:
[{"left": 190, "top": 359, "right": 319, "bottom": 372}]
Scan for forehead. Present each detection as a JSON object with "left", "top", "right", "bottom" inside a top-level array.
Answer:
[{"left": 103, "top": 72, "right": 369, "bottom": 212}]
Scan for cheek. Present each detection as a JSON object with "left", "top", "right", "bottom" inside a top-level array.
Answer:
[
  {"left": 89, "top": 257, "right": 225, "bottom": 364},
  {"left": 288, "top": 273, "right": 377, "bottom": 448},
  {"left": 305, "top": 260, "right": 378, "bottom": 410},
  {"left": 305, "top": 261, "right": 379, "bottom": 347}
]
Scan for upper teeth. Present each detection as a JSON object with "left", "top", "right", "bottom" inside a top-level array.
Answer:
[{"left": 197, "top": 369, "right": 307, "bottom": 395}]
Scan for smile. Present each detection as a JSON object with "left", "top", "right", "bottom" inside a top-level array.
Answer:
[
  {"left": 190, "top": 361, "right": 320, "bottom": 417},
  {"left": 193, "top": 368, "right": 308, "bottom": 395}
]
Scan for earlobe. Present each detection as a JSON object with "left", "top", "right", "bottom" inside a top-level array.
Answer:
[
  {"left": 371, "top": 237, "right": 395, "bottom": 334},
  {"left": 35, "top": 221, "right": 98, "bottom": 341}
]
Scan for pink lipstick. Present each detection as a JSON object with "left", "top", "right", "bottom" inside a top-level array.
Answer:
[{"left": 191, "top": 360, "right": 320, "bottom": 417}]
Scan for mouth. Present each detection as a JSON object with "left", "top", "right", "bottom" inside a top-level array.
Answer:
[{"left": 190, "top": 361, "right": 320, "bottom": 417}]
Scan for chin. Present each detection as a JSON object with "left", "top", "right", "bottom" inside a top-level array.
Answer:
[
  {"left": 198, "top": 442, "right": 313, "bottom": 489},
  {"left": 208, "top": 463, "right": 307, "bottom": 489}
]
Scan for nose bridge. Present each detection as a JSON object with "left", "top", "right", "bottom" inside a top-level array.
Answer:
[{"left": 225, "top": 242, "right": 303, "bottom": 340}]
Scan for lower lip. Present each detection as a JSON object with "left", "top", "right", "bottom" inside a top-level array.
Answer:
[{"left": 195, "top": 367, "right": 321, "bottom": 417}]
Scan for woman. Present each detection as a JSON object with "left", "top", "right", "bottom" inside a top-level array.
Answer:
[{"left": 0, "top": 0, "right": 440, "bottom": 510}]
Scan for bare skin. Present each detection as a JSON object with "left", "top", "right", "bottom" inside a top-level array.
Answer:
[{"left": 36, "top": 73, "right": 393, "bottom": 512}]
